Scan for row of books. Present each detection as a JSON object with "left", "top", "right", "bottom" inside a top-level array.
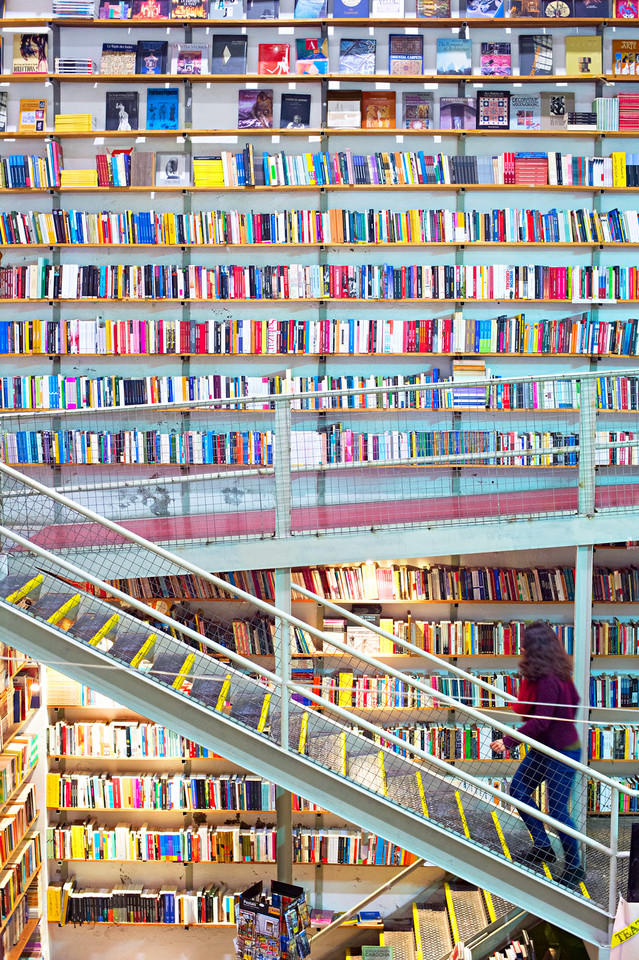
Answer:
[
  {"left": 0, "top": 736, "right": 37, "bottom": 806},
  {"left": 587, "top": 777, "right": 639, "bottom": 812},
  {"left": 46, "top": 771, "right": 278, "bottom": 811},
  {"left": 292, "top": 829, "right": 418, "bottom": 865},
  {"left": 0, "top": 784, "right": 37, "bottom": 869},
  {"left": 46, "top": 721, "right": 220, "bottom": 759},
  {"left": 589, "top": 725, "right": 639, "bottom": 759},
  {"left": 5, "top": 314, "right": 639, "bottom": 359},
  {"left": 7, "top": 205, "right": 639, "bottom": 247},
  {"left": 374, "top": 722, "right": 523, "bottom": 759},
  {"left": 316, "top": 668, "right": 519, "bottom": 709},
  {"left": 1, "top": 890, "right": 40, "bottom": 960},
  {"left": 4, "top": 261, "right": 639, "bottom": 302},
  {"left": 96, "top": 569, "right": 277, "bottom": 602},
  {"left": 0, "top": 835, "right": 41, "bottom": 924},
  {"left": 590, "top": 673, "right": 639, "bottom": 707},
  {"left": 2, "top": 426, "right": 617, "bottom": 467}
]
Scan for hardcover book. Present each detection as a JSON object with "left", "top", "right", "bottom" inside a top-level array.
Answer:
[
  {"left": 280, "top": 92, "right": 311, "bottom": 127},
  {"left": 326, "top": 91, "right": 361, "bottom": 127},
  {"left": 402, "top": 91, "right": 433, "bottom": 128},
  {"left": 99, "top": 0, "right": 133, "bottom": 16},
  {"left": 146, "top": 88, "right": 179, "bottom": 129},
  {"left": 476, "top": 89, "right": 510, "bottom": 128},
  {"left": 105, "top": 91, "right": 139, "bottom": 130},
  {"left": 211, "top": 36, "right": 247, "bottom": 74},
  {"left": 295, "top": 38, "right": 328, "bottom": 74},
  {"left": 417, "top": 0, "right": 450, "bottom": 14},
  {"left": 0, "top": 92, "right": 6, "bottom": 133},
  {"left": 567, "top": 110, "right": 597, "bottom": 129},
  {"left": 613, "top": 39, "right": 639, "bottom": 75},
  {"left": 155, "top": 153, "right": 190, "bottom": 186},
  {"left": 505, "top": 0, "right": 540, "bottom": 14},
  {"left": 171, "top": 0, "right": 208, "bottom": 15},
  {"left": 518, "top": 35, "right": 553, "bottom": 75},
  {"left": 361, "top": 90, "right": 396, "bottom": 127},
  {"left": 131, "top": 0, "right": 171, "bottom": 16},
  {"left": 574, "top": 0, "right": 608, "bottom": 12},
  {"left": 510, "top": 93, "right": 541, "bottom": 129},
  {"left": 258, "top": 43, "right": 290, "bottom": 74},
  {"left": 464, "top": 0, "right": 504, "bottom": 16},
  {"left": 333, "top": 0, "right": 369, "bottom": 15},
  {"left": 18, "top": 98, "right": 46, "bottom": 132},
  {"left": 339, "top": 38, "right": 376, "bottom": 74},
  {"left": 12, "top": 34, "right": 48, "bottom": 74},
  {"left": 389, "top": 35, "right": 423, "bottom": 76},
  {"left": 246, "top": 0, "right": 280, "bottom": 16},
  {"left": 171, "top": 43, "right": 210, "bottom": 74},
  {"left": 437, "top": 38, "right": 472, "bottom": 75},
  {"left": 614, "top": 0, "right": 637, "bottom": 15},
  {"left": 208, "top": 0, "right": 244, "bottom": 15},
  {"left": 100, "top": 42, "right": 136, "bottom": 75},
  {"left": 540, "top": 91, "right": 574, "bottom": 127},
  {"left": 439, "top": 96, "right": 476, "bottom": 129},
  {"left": 480, "top": 42, "right": 511, "bottom": 76},
  {"left": 565, "top": 35, "right": 602, "bottom": 74},
  {"left": 293, "top": 0, "right": 327, "bottom": 15},
  {"left": 371, "top": 0, "right": 404, "bottom": 15},
  {"left": 542, "top": 0, "right": 572, "bottom": 14},
  {"left": 135, "top": 40, "right": 168, "bottom": 74},
  {"left": 238, "top": 89, "right": 274, "bottom": 127}
]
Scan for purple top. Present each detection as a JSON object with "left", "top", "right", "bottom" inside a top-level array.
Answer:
[{"left": 502, "top": 673, "right": 581, "bottom": 752}]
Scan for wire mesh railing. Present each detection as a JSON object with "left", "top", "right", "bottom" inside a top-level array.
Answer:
[
  {"left": 0, "top": 463, "right": 635, "bottom": 919},
  {"left": 0, "top": 367, "right": 638, "bottom": 544}
]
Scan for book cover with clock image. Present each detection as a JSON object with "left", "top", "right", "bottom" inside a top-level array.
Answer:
[{"left": 542, "top": 0, "right": 573, "bottom": 15}]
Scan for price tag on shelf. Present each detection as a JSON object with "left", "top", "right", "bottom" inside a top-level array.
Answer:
[
  {"left": 278, "top": 25, "right": 295, "bottom": 33},
  {"left": 242, "top": 25, "right": 247, "bottom": 32},
  {"left": 505, "top": 26, "right": 511, "bottom": 32},
  {"left": 423, "top": 82, "right": 437, "bottom": 89},
  {"left": 328, "top": 25, "right": 335, "bottom": 33},
  {"left": 434, "top": 135, "right": 442, "bottom": 143},
  {"left": 288, "top": 82, "right": 297, "bottom": 90},
  {"left": 135, "top": 137, "right": 146, "bottom": 144},
  {"left": 369, "top": 25, "right": 375, "bottom": 34},
  {"left": 404, "top": 25, "right": 419, "bottom": 32},
  {"left": 395, "top": 134, "right": 404, "bottom": 143},
  {"left": 376, "top": 81, "right": 391, "bottom": 89},
  {"left": 513, "top": 82, "right": 522, "bottom": 88},
  {"left": 176, "top": 136, "right": 185, "bottom": 143},
  {"left": 272, "top": 135, "right": 281, "bottom": 143},
  {"left": 194, "top": 135, "right": 238, "bottom": 144},
  {"left": 150, "top": 191, "right": 155, "bottom": 200},
  {"left": 308, "top": 135, "right": 321, "bottom": 142},
  {"left": 93, "top": 137, "right": 105, "bottom": 146},
  {"left": 556, "top": 82, "right": 568, "bottom": 87},
  {"left": 329, "top": 80, "right": 341, "bottom": 89},
  {"left": 245, "top": 81, "right": 258, "bottom": 88}
]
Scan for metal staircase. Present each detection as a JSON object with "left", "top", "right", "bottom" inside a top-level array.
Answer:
[{"left": 0, "top": 464, "right": 634, "bottom": 955}]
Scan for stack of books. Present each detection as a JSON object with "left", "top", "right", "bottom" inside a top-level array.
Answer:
[
  {"left": 593, "top": 97, "right": 620, "bottom": 132},
  {"left": 60, "top": 169, "right": 99, "bottom": 187},
  {"left": 52, "top": 0, "right": 96, "bottom": 14},
  {"left": 54, "top": 114, "right": 93, "bottom": 133},
  {"left": 192, "top": 157, "right": 223, "bottom": 188},
  {"left": 54, "top": 59, "right": 94, "bottom": 74},
  {"left": 619, "top": 94, "right": 639, "bottom": 131}
]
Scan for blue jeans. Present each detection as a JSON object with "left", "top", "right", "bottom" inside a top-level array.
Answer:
[{"left": 510, "top": 747, "right": 581, "bottom": 868}]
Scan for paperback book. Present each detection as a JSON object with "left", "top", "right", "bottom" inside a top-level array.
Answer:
[
  {"left": 135, "top": 40, "right": 168, "bottom": 74},
  {"left": 293, "top": 0, "right": 327, "bottom": 15},
  {"left": 146, "top": 88, "right": 179, "bottom": 130},
  {"left": 480, "top": 42, "right": 511, "bottom": 76},
  {"left": 339, "top": 38, "right": 376, "bottom": 74},
  {"left": 171, "top": 43, "right": 209, "bottom": 74},
  {"left": 417, "top": 0, "right": 450, "bottom": 12},
  {"left": 371, "top": 0, "right": 404, "bottom": 15},
  {"left": 211, "top": 36, "right": 247, "bottom": 74},
  {"left": 437, "top": 38, "right": 472, "bottom": 75},
  {"left": 99, "top": 0, "right": 133, "bottom": 15},
  {"left": 518, "top": 35, "right": 553, "bottom": 75},
  {"left": 615, "top": 0, "right": 637, "bottom": 15},
  {"left": 574, "top": 0, "right": 607, "bottom": 11},
  {"left": 246, "top": 0, "right": 280, "bottom": 16},
  {"left": 238, "top": 89, "right": 273, "bottom": 128},
  {"left": 100, "top": 43, "right": 136, "bottom": 75},
  {"left": 510, "top": 93, "right": 541, "bottom": 130},
  {"left": 326, "top": 91, "right": 361, "bottom": 127},
  {"left": 208, "top": 0, "right": 244, "bottom": 14},
  {"left": 333, "top": 0, "right": 369, "bottom": 15},
  {"left": 19, "top": 98, "right": 46, "bottom": 133},
  {"left": 388, "top": 35, "right": 423, "bottom": 76},
  {"left": 361, "top": 91, "right": 396, "bottom": 128},
  {"left": 12, "top": 34, "right": 48, "bottom": 74},
  {"left": 402, "top": 91, "right": 433, "bottom": 129},
  {"left": 613, "top": 39, "right": 639, "bottom": 75},
  {"left": 295, "top": 38, "right": 328, "bottom": 74},
  {"left": 258, "top": 43, "right": 290, "bottom": 74},
  {"left": 540, "top": 91, "right": 574, "bottom": 128},
  {"left": 170, "top": 0, "right": 208, "bottom": 15},
  {"left": 131, "top": 0, "right": 171, "bottom": 15},
  {"left": 105, "top": 91, "right": 139, "bottom": 130},
  {"left": 464, "top": 0, "right": 504, "bottom": 15},
  {"left": 542, "top": 0, "right": 572, "bottom": 14},
  {"left": 439, "top": 97, "right": 476, "bottom": 129},
  {"left": 565, "top": 35, "right": 602, "bottom": 75},
  {"left": 0, "top": 92, "right": 6, "bottom": 134},
  {"left": 280, "top": 93, "right": 311, "bottom": 127},
  {"left": 505, "top": 0, "right": 540, "bottom": 14},
  {"left": 477, "top": 89, "right": 510, "bottom": 128},
  {"left": 156, "top": 153, "right": 190, "bottom": 186}
]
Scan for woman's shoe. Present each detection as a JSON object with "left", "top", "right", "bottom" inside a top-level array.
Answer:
[
  {"left": 560, "top": 864, "right": 586, "bottom": 887},
  {"left": 519, "top": 845, "right": 557, "bottom": 866}
]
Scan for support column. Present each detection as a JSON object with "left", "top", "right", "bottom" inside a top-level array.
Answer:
[{"left": 274, "top": 567, "right": 293, "bottom": 883}]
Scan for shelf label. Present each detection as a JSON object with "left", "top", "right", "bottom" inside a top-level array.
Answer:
[
  {"left": 278, "top": 25, "right": 295, "bottom": 33},
  {"left": 288, "top": 81, "right": 297, "bottom": 90},
  {"left": 376, "top": 81, "right": 391, "bottom": 90},
  {"left": 423, "top": 82, "right": 438, "bottom": 89},
  {"left": 308, "top": 135, "right": 321, "bottom": 142},
  {"left": 194, "top": 135, "right": 238, "bottom": 144},
  {"left": 135, "top": 137, "right": 146, "bottom": 144},
  {"left": 369, "top": 25, "right": 375, "bottom": 34},
  {"left": 395, "top": 134, "right": 404, "bottom": 143},
  {"left": 328, "top": 25, "right": 335, "bottom": 34},
  {"left": 404, "top": 25, "right": 418, "bottom": 32},
  {"left": 93, "top": 137, "right": 105, "bottom": 146},
  {"left": 272, "top": 134, "right": 281, "bottom": 144},
  {"left": 329, "top": 80, "right": 340, "bottom": 89},
  {"left": 434, "top": 135, "right": 442, "bottom": 143},
  {"left": 245, "top": 81, "right": 258, "bottom": 88}
]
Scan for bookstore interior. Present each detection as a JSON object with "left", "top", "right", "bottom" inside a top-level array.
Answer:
[{"left": 2, "top": 0, "right": 639, "bottom": 958}]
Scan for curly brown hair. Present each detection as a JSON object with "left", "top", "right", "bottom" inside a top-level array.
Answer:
[{"left": 519, "top": 620, "right": 573, "bottom": 682}]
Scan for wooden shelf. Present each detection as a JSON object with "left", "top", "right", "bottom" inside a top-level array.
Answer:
[
  {"left": 5, "top": 128, "right": 639, "bottom": 141},
  {"left": 4, "top": 916, "right": 41, "bottom": 960},
  {"left": 6, "top": 72, "right": 637, "bottom": 84},
  {"left": 48, "top": 806, "right": 277, "bottom": 813},
  {"left": 2, "top": 351, "right": 638, "bottom": 360},
  {"left": 2, "top": 298, "right": 634, "bottom": 305},
  {"left": 4, "top": 710, "right": 39, "bottom": 751},
  {"left": 0, "top": 821, "right": 40, "bottom": 875},
  {"left": 1, "top": 14, "right": 632, "bottom": 26},
  {"left": 1, "top": 185, "right": 638, "bottom": 195},
  {"left": 0, "top": 864, "right": 42, "bottom": 936},
  {"left": 0, "top": 762, "right": 38, "bottom": 818},
  {"left": 0, "top": 241, "right": 635, "bottom": 249},
  {"left": 48, "top": 919, "right": 235, "bottom": 927}
]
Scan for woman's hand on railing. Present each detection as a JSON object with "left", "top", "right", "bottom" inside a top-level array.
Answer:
[{"left": 491, "top": 739, "right": 507, "bottom": 754}]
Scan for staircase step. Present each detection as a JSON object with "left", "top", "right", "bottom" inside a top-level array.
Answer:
[
  {"left": 445, "top": 882, "right": 489, "bottom": 944},
  {"left": 382, "top": 930, "right": 417, "bottom": 960},
  {"left": 108, "top": 630, "right": 156, "bottom": 667},
  {"left": 0, "top": 574, "right": 43, "bottom": 603},
  {"left": 189, "top": 677, "right": 227, "bottom": 709},
  {"left": 147, "top": 650, "right": 195, "bottom": 690},
  {"left": 28, "top": 591, "right": 80, "bottom": 625},
  {"left": 73, "top": 612, "right": 119, "bottom": 645},
  {"left": 413, "top": 896, "right": 453, "bottom": 959}
]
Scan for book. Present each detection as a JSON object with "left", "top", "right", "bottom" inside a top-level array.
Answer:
[
  {"left": 99, "top": 0, "right": 133, "bottom": 15},
  {"left": 246, "top": 0, "right": 279, "bottom": 15},
  {"left": 510, "top": 93, "right": 541, "bottom": 130},
  {"left": 293, "top": 0, "right": 327, "bottom": 15},
  {"left": 506, "top": 0, "right": 540, "bottom": 13},
  {"left": 100, "top": 43, "right": 136, "bottom": 75},
  {"left": 105, "top": 91, "right": 139, "bottom": 131},
  {"left": 615, "top": 0, "right": 637, "bottom": 14},
  {"left": 481, "top": 42, "right": 511, "bottom": 76},
  {"left": 171, "top": 43, "right": 209, "bottom": 74},
  {"left": 361, "top": 91, "right": 396, "bottom": 128},
  {"left": 19, "top": 98, "right": 46, "bottom": 133},
  {"left": 295, "top": 38, "right": 328, "bottom": 74},
  {"left": 131, "top": 0, "right": 171, "bottom": 15},
  {"left": 464, "top": 0, "right": 504, "bottom": 15},
  {"left": 135, "top": 40, "right": 168, "bottom": 75},
  {"left": 208, "top": 0, "right": 244, "bottom": 15},
  {"left": 156, "top": 153, "right": 190, "bottom": 186},
  {"left": 326, "top": 91, "right": 361, "bottom": 127},
  {"left": 540, "top": 91, "right": 574, "bottom": 128},
  {"left": 565, "top": 35, "right": 602, "bottom": 74},
  {"left": 211, "top": 37, "right": 247, "bottom": 74},
  {"left": 258, "top": 43, "right": 290, "bottom": 74},
  {"left": 0, "top": 92, "right": 6, "bottom": 134},
  {"left": 477, "top": 89, "right": 510, "bottom": 128},
  {"left": 339, "top": 39, "right": 376, "bottom": 74},
  {"left": 402, "top": 91, "right": 433, "bottom": 129},
  {"left": 417, "top": 0, "right": 450, "bottom": 14},
  {"left": 567, "top": 111, "right": 597, "bottom": 129},
  {"left": 12, "top": 34, "right": 48, "bottom": 74},
  {"left": 518, "top": 35, "right": 553, "bottom": 75},
  {"left": 171, "top": 0, "right": 208, "bottom": 14},
  {"left": 333, "top": 0, "right": 369, "bottom": 15},
  {"left": 370, "top": 0, "right": 404, "bottom": 14},
  {"left": 238, "top": 89, "right": 273, "bottom": 128},
  {"left": 437, "top": 38, "right": 472, "bottom": 75},
  {"left": 280, "top": 93, "right": 311, "bottom": 128},
  {"left": 613, "top": 39, "right": 639, "bottom": 75},
  {"left": 439, "top": 97, "right": 476, "bottom": 129},
  {"left": 542, "top": 0, "right": 572, "bottom": 13},
  {"left": 389, "top": 35, "right": 423, "bottom": 76},
  {"left": 146, "top": 88, "right": 180, "bottom": 130},
  {"left": 575, "top": 0, "right": 607, "bottom": 11}
]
